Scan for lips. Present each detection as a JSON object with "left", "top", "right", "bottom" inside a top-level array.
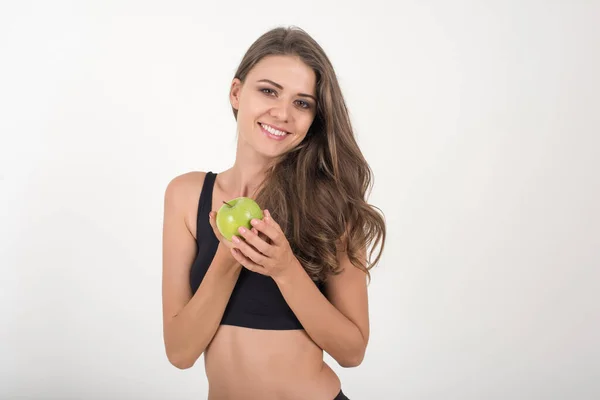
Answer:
[
  {"left": 258, "top": 122, "right": 289, "bottom": 141},
  {"left": 258, "top": 122, "right": 291, "bottom": 135}
]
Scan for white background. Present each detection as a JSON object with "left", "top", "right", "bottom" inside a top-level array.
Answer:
[{"left": 1, "top": 1, "right": 599, "bottom": 399}]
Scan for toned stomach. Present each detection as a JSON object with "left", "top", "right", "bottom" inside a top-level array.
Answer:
[{"left": 203, "top": 325, "right": 341, "bottom": 400}]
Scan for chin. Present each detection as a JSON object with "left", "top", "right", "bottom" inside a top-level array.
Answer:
[{"left": 255, "top": 146, "right": 286, "bottom": 159}]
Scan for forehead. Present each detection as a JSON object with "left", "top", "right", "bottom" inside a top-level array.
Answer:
[{"left": 248, "top": 55, "right": 316, "bottom": 94}]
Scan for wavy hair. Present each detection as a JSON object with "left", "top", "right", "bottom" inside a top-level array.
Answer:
[{"left": 231, "top": 26, "right": 386, "bottom": 284}]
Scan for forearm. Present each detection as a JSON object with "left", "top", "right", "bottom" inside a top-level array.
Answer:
[
  {"left": 274, "top": 262, "right": 367, "bottom": 367},
  {"left": 164, "top": 245, "right": 241, "bottom": 369}
]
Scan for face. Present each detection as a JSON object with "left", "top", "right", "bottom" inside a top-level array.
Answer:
[{"left": 230, "top": 55, "right": 318, "bottom": 157}]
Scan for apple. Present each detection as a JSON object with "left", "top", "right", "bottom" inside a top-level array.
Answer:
[{"left": 216, "top": 197, "right": 264, "bottom": 241}]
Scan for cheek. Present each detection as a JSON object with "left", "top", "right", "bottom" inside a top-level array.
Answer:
[
  {"left": 239, "top": 98, "right": 267, "bottom": 122},
  {"left": 301, "top": 115, "right": 316, "bottom": 132}
]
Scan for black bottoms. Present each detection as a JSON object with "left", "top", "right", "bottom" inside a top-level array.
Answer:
[{"left": 334, "top": 389, "right": 350, "bottom": 400}]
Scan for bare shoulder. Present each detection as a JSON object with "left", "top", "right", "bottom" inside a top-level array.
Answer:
[
  {"left": 164, "top": 171, "right": 207, "bottom": 208},
  {"left": 164, "top": 171, "right": 208, "bottom": 238},
  {"left": 165, "top": 171, "right": 207, "bottom": 194}
]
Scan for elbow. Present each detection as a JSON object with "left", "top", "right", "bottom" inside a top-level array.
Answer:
[
  {"left": 338, "top": 355, "right": 363, "bottom": 368},
  {"left": 166, "top": 348, "right": 197, "bottom": 370},
  {"left": 337, "top": 347, "right": 366, "bottom": 368},
  {"left": 170, "top": 357, "right": 195, "bottom": 370}
]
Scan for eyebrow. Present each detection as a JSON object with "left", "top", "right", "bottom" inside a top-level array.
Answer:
[{"left": 257, "top": 79, "right": 317, "bottom": 102}]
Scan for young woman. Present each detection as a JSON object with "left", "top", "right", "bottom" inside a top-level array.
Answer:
[{"left": 162, "top": 26, "right": 386, "bottom": 400}]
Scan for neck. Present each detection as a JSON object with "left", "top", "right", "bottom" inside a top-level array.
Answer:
[
  {"left": 224, "top": 136, "right": 276, "bottom": 198},
  {"left": 227, "top": 163, "right": 267, "bottom": 198}
]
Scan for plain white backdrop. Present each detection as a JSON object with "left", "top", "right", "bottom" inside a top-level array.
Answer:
[{"left": 1, "top": 1, "right": 599, "bottom": 399}]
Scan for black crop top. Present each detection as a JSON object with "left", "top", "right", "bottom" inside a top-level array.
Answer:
[{"left": 189, "top": 171, "right": 326, "bottom": 330}]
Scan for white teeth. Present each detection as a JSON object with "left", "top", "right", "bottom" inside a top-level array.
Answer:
[{"left": 261, "top": 123, "right": 287, "bottom": 136}]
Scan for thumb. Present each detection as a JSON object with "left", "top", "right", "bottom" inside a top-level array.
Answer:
[
  {"left": 208, "top": 212, "right": 217, "bottom": 229},
  {"left": 208, "top": 212, "right": 222, "bottom": 238}
]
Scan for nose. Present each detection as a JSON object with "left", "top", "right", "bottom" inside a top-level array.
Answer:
[{"left": 270, "top": 100, "right": 290, "bottom": 122}]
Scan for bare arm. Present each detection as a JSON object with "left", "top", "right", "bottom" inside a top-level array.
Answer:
[
  {"left": 274, "top": 239, "right": 369, "bottom": 368},
  {"left": 161, "top": 174, "right": 241, "bottom": 369},
  {"left": 230, "top": 214, "right": 370, "bottom": 368}
]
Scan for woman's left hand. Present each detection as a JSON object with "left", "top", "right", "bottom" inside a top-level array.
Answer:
[{"left": 230, "top": 210, "right": 300, "bottom": 280}]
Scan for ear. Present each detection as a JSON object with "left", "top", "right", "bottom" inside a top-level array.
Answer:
[{"left": 230, "top": 78, "right": 242, "bottom": 110}]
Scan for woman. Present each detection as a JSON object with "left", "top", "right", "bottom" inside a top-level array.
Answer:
[{"left": 162, "top": 26, "right": 386, "bottom": 400}]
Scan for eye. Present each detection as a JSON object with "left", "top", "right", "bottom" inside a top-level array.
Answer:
[
  {"left": 260, "top": 88, "right": 276, "bottom": 95},
  {"left": 260, "top": 87, "right": 312, "bottom": 110},
  {"left": 296, "top": 100, "right": 311, "bottom": 109}
]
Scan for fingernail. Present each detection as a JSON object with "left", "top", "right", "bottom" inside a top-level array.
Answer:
[
  {"left": 232, "top": 236, "right": 240, "bottom": 243},
  {"left": 265, "top": 210, "right": 270, "bottom": 217}
]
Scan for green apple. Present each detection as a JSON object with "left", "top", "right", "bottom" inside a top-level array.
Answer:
[{"left": 216, "top": 197, "right": 264, "bottom": 241}]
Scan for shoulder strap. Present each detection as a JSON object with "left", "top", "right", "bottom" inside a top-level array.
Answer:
[{"left": 196, "top": 171, "right": 217, "bottom": 242}]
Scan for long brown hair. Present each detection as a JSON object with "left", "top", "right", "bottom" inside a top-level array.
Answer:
[{"left": 231, "top": 26, "right": 386, "bottom": 284}]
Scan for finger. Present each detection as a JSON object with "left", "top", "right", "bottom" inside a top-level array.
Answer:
[
  {"left": 232, "top": 233, "right": 267, "bottom": 264},
  {"left": 209, "top": 211, "right": 218, "bottom": 228},
  {"left": 209, "top": 212, "right": 223, "bottom": 238},
  {"left": 253, "top": 228, "right": 271, "bottom": 245},
  {"left": 209, "top": 212, "right": 235, "bottom": 249},
  {"left": 238, "top": 226, "right": 273, "bottom": 257},
  {"left": 264, "top": 210, "right": 285, "bottom": 237},
  {"left": 208, "top": 212, "right": 218, "bottom": 233},
  {"left": 250, "top": 217, "right": 282, "bottom": 246},
  {"left": 231, "top": 248, "right": 268, "bottom": 276},
  {"left": 264, "top": 210, "right": 282, "bottom": 230}
]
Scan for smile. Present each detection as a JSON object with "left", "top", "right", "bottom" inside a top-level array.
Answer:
[{"left": 259, "top": 123, "right": 290, "bottom": 140}]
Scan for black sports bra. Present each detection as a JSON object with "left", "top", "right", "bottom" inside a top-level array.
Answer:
[{"left": 189, "top": 171, "right": 326, "bottom": 330}]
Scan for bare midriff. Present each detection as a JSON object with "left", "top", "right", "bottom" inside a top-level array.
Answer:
[{"left": 204, "top": 325, "right": 341, "bottom": 400}]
